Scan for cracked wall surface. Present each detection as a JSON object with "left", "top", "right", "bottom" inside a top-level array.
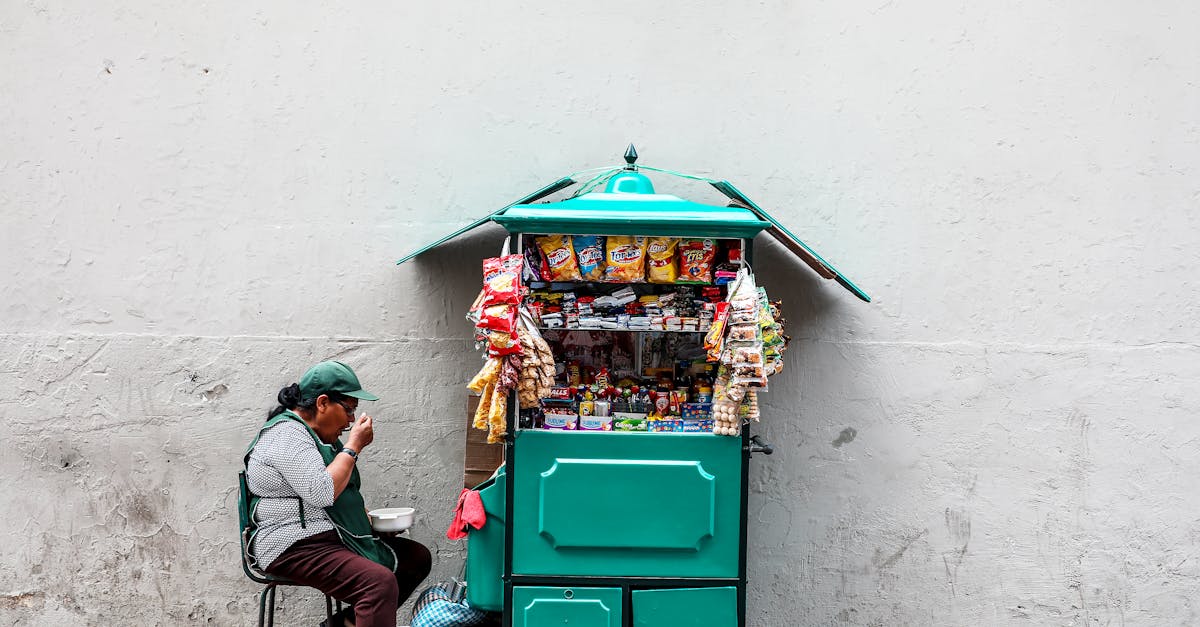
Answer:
[{"left": 3, "top": 1, "right": 1199, "bottom": 625}]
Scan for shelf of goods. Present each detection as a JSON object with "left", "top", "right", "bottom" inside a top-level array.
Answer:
[{"left": 398, "top": 148, "right": 869, "bottom": 627}]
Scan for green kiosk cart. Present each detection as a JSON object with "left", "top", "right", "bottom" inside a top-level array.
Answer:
[{"left": 399, "top": 147, "right": 868, "bottom": 627}]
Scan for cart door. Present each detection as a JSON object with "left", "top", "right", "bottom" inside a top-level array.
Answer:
[
  {"left": 511, "top": 430, "right": 742, "bottom": 578},
  {"left": 512, "top": 587, "right": 622, "bottom": 627}
]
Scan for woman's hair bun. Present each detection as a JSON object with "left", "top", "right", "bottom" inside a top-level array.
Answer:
[{"left": 277, "top": 383, "right": 302, "bottom": 407}]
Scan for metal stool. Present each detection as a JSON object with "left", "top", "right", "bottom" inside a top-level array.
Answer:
[{"left": 239, "top": 471, "right": 345, "bottom": 627}]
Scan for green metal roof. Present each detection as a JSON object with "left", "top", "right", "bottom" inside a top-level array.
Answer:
[
  {"left": 710, "top": 181, "right": 871, "bottom": 303},
  {"left": 395, "top": 160, "right": 869, "bottom": 303},
  {"left": 493, "top": 192, "right": 770, "bottom": 238}
]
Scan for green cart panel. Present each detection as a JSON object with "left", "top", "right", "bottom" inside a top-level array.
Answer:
[
  {"left": 512, "top": 431, "right": 742, "bottom": 578},
  {"left": 631, "top": 587, "right": 738, "bottom": 627},
  {"left": 465, "top": 467, "right": 506, "bottom": 612},
  {"left": 512, "top": 586, "right": 622, "bottom": 627}
]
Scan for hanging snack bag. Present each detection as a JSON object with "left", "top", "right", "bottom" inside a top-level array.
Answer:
[
  {"left": 482, "top": 254, "right": 524, "bottom": 305},
  {"left": 604, "top": 236, "right": 648, "bottom": 282},
  {"left": 573, "top": 235, "right": 606, "bottom": 281},
  {"left": 646, "top": 237, "right": 680, "bottom": 283},
  {"left": 536, "top": 235, "right": 582, "bottom": 282},
  {"left": 478, "top": 303, "right": 517, "bottom": 332},
  {"left": 678, "top": 238, "right": 717, "bottom": 283},
  {"left": 704, "top": 302, "right": 730, "bottom": 362}
]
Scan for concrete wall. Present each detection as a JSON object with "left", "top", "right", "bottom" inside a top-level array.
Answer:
[{"left": 2, "top": 2, "right": 1197, "bottom": 625}]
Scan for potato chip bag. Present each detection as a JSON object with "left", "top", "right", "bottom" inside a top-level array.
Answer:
[
  {"left": 536, "top": 235, "right": 582, "bottom": 281},
  {"left": 679, "top": 238, "right": 716, "bottom": 283},
  {"left": 646, "top": 237, "right": 680, "bottom": 283},
  {"left": 603, "top": 236, "right": 648, "bottom": 282},
  {"left": 573, "top": 235, "right": 606, "bottom": 281},
  {"left": 482, "top": 254, "right": 524, "bottom": 304}
]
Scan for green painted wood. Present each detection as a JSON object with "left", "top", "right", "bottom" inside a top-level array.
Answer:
[
  {"left": 395, "top": 177, "right": 576, "bottom": 265},
  {"left": 511, "top": 431, "right": 741, "bottom": 578},
  {"left": 538, "top": 459, "right": 715, "bottom": 550},
  {"left": 512, "top": 587, "right": 622, "bottom": 627},
  {"left": 465, "top": 467, "right": 506, "bottom": 612},
  {"left": 494, "top": 193, "right": 771, "bottom": 238},
  {"left": 631, "top": 587, "right": 738, "bottom": 627}
]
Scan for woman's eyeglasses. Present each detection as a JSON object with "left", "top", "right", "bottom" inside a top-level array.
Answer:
[{"left": 336, "top": 400, "right": 357, "bottom": 419}]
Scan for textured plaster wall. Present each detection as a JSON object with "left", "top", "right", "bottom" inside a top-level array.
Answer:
[{"left": 2, "top": 1, "right": 1198, "bottom": 625}]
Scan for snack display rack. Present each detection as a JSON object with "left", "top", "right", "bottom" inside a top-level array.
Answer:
[{"left": 398, "top": 147, "right": 868, "bottom": 627}]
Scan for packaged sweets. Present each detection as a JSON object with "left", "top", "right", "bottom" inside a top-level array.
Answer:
[
  {"left": 482, "top": 254, "right": 524, "bottom": 305},
  {"left": 604, "top": 236, "right": 648, "bottom": 282},
  {"left": 646, "top": 237, "right": 680, "bottom": 283},
  {"left": 678, "top": 239, "right": 716, "bottom": 283},
  {"left": 704, "top": 302, "right": 730, "bottom": 362},
  {"left": 523, "top": 244, "right": 547, "bottom": 282},
  {"left": 536, "top": 235, "right": 582, "bottom": 281},
  {"left": 573, "top": 235, "right": 606, "bottom": 281}
]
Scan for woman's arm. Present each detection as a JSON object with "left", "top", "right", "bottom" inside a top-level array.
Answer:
[{"left": 326, "top": 414, "right": 375, "bottom": 498}]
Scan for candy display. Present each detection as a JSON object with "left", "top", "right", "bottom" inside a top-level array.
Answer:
[{"left": 468, "top": 236, "right": 789, "bottom": 440}]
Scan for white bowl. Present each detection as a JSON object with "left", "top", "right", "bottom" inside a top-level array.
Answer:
[{"left": 368, "top": 507, "right": 415, "bottom": 533}]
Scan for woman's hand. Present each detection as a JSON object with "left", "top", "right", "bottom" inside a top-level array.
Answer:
[{"left": 347, "top": 415, "right": 374, "bottom": 451}]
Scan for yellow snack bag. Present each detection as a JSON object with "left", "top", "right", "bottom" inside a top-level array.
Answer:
[
  {"left": 646, "top": 237, "right": 679, "bottom": 283},
  {"left": 603, "top": 236, "right": 648, "bottom": 282},
  {"left": 536, "top": 235, "right": 582, "bottom": 281}
]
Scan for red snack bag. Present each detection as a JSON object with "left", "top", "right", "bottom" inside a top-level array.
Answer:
[
  {"left": 478, "top": 303, "right": 517, "bottom": 332},
  {"left": 679, "top": 239, "right": 716, "bottom": 283},
  {"left": 482, "top": 254, "right": 524, "bottom": 305},
  {"left": 705, "top": 301, "right": 730, "bottom": 361},
  {"left": 487, "top": 330, "right": 523, "bottom": 357}
]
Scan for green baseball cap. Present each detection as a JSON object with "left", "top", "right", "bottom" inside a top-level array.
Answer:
[{"left": 299, "top": 360, "right": 379, "bottom": 402}]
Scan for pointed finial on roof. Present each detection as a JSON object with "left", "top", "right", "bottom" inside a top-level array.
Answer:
[{"left": 624, "top": 144, "right": 639, "bottom": 169}]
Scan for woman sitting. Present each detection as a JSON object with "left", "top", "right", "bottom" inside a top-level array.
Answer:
[{"left": 244, "top": 360, "right": 431, "bottom": 627}]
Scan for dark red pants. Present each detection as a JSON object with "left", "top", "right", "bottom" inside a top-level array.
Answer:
[{"left": 266, "top": 530, "right": 432, "bottom": 627}]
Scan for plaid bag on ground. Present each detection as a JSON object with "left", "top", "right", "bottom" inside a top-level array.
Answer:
[{"left": 411, "top": 582, "right": 493, "bottom": 627}]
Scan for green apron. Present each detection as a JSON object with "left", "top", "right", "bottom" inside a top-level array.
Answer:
[{"left": 244, "top": 410, "right": 397, "bottom": 572}]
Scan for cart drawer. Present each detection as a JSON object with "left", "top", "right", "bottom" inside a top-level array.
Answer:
[
  {"left": 632, "top": 587, "right": 738, "bottom": 627},
  {"left": 512, "top": 586, "right": 622, "bottom": 627},
  {"left": 512, "top": 430, "right": 742, "bottom": 578}
]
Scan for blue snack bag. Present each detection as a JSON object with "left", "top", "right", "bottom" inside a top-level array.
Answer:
[{"left": 573, "top": 235, "right": 606, "bottom": 281}]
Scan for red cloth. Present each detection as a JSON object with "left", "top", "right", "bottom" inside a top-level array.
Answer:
[{"left": 445, "top": 489, "right": 487, "bottom": 540}]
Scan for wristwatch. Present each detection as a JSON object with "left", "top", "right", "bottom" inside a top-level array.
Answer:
[{"left": 342, "top": 447, "right": 358, "bottom": 460}]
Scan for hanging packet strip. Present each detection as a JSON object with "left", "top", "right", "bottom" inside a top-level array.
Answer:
[
  {"left": 646, "top": 237, "right": 680, "bottom": 283},
  {"left": 536, "top": 235, "right": 582, "bottom": 281},
  {"left": 604, "top": 236, "right": 648, "bottom": 282},
  {"left": 572, "top": 235, "right": 606, "bottom": 281}
]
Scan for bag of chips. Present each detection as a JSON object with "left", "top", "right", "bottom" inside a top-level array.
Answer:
[
  {"left": 536, "top": 235, "right": 582, "bottom": 281},
  {"left": 646, "top": 237, "right": 680, "bottom": 283},
  {"left": 478, "top": 303, "right": 517, "bottom": 332},
  {"left": 481, "top": 254, "right": 524, "bottom": 305},
  {"left": 678, "top": 239, "right": 716, "bottom": 283},
  {"left": 573, "top": 235, "right": 606, "bottom": 281},
  {"left": 603, "top": 236, "right": 648, "bottom": 282}
]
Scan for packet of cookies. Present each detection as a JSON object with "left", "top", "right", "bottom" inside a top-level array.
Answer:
[
  {"left": 536, "top": 235, "right": 582, "bottom": 281},
  {"left": 678, "top": 238, "right": 717, "bottom": 284},
  {"left": 603, "top": 236, "right": 648, "bottom": 282},
  {"left": 646, "top": 237, "right": 680, "bottom": 283}
]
